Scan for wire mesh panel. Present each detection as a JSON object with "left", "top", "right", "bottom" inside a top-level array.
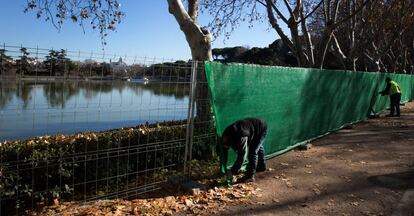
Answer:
[
  {"left": 192, "top": 61, "right": 216, "bottom": 162},
  {"left": 0, "top": 44, "right": 201, "bottom": 215}
]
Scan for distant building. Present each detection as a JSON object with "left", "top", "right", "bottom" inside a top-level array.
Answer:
[
  {"left": 110, "top": 57, "right": 128, "bottom": 72},
  {"left": 84, "top": 59, "right": 97, "bottom": 64}
]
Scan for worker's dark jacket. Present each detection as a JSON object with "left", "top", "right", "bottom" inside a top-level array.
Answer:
[{"left": 222, "top": 118, "right": 267, "bottom": 174}]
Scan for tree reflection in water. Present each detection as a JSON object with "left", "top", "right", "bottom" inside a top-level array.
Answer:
[{"left": 0, "top": 80, "right": 190, "bottom": 141}]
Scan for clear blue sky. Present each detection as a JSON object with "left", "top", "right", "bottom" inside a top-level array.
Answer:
[{"left": 0, "top": 1, "right": 280, "bottom": 60}]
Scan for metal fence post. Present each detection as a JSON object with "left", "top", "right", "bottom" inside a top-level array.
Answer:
[
  {"left": 184, "top": 60, "right": 198, "bottom": 177},
  {"left": 0, "top": 43, "right": 4, "bottom": 77}
]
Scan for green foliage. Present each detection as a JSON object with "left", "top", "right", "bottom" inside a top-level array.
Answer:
[
  {"left": 15, "top": 48, "right": 33, "bottom": 75},
  {"left": 145, "top": 61, "right": 192, "bottom": 81},
  {"left": 212, "top": 39, "right": 297, "bottom": 66},
  {"left": 0, "top": 121, "right": 188, "bottom": 210},
  {"left": 43, "top": 49, "right": 75, "bottom": 76},
  {"left": 78, "top": 62, "right": 112, "bottom": 77},
  {"left": 0, "top": 119, "right": 217, "bottom": 212},
  {"left": 0, "top": 49, "right": 13, "bottom": 75}
]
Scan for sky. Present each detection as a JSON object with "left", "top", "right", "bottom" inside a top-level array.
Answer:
[{"left": 0, "top": 1, "right": 280, "bottom": 61}]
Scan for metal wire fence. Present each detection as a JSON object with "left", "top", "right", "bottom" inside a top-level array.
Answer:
[{"left": 0, "top": 43, "right": 215, "bottom": 215}]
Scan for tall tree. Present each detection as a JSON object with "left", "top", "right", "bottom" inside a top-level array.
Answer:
[
  {"left": 44, "top": 49, "right": 73, "bottom": 76},
  {"left": 16, "top": 47, "right": 33, "bottom": 75},
  {"left": 203, "top": 0, "right": 372, "bottom": 69},
  {"left": 0, "top": 49, "right": 13, "bottom": 75},
  {"left": 310, "top": 0, "right": 414, "bottom": 72}
]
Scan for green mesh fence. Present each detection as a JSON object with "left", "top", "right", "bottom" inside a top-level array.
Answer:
[{"left": 204, "top": 62, "right": 414, "bottom": 173}]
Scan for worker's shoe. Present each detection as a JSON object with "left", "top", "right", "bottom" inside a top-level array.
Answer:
[
  {"left": 256, "top": 165, "right": 267, "bottom": 172},
  {"left": 386, "top": 114, "right": 394, "bottom": 117},
  {"left": 237, "top": 175, "right": 255, "bottom": 183}
]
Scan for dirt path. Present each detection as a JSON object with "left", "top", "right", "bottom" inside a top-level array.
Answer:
[
  {"left": 223, "top": 102, "right": 414, "bottom": 216},
  {"left": 27, "top": 103, "right": 414, "bottom": 216}
]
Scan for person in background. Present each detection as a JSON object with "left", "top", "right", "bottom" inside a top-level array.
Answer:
[
  {"left": 379, "top": 77, "right": 402, "bottom": 117},
  {"left": 222, "top": 117, "right": 267, "bottom": 183}
]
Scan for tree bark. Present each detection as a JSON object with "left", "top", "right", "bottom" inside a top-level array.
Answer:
[
  {"left": 264, "top": 0, "right": 299, "bottom": 66},
  {"left": 315, "top": 27, "right": 334, "bottom": 69},
  {"left": 167, "top": 0, "right": 212, "bottom": 61},
  {"left": 167, "top": 0, "right": 213, "bottom": 128},
  {"left": 188, "top": 0, "right": 198, "bottom": 22}
]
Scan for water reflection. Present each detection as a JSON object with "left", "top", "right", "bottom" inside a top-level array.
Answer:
[{"left": 0, "top": 80, "right": 190, "bottom": 141}]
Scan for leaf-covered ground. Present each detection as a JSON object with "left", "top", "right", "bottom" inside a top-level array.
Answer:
[
  {"left": 28, "top": 184, "right": 260, "bottom": 216},
  {"left": 27, "top": 160, "right": 263, "bottom": 216}
]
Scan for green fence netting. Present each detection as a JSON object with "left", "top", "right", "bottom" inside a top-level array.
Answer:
[{"left": 204, "top": 62, "right": 414, "bottom": 173}]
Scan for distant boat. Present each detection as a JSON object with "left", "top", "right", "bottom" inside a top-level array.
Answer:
[{"left": 129, "top": 77, "right": 149, "bottom": 84}]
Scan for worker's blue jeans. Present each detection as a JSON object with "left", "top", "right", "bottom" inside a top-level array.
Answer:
[{"left": 246, "top": 131, "right": 267, "bottom": 177}]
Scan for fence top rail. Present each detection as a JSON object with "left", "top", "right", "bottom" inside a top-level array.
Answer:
[{"left": 0, "top": 43, "right": 198, "bottom": 64}]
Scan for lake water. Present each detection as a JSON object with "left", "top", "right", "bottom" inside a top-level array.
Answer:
[{"left": 0, "top": 80, "right": 190, "bottom": 141}]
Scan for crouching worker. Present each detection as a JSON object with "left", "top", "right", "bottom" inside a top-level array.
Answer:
[{"left": 222, "top": 117, "right": 267, "bottom": 183}]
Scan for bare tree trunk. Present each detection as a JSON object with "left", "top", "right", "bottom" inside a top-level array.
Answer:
[
  {"left": 331, "top": 33, "right": 347, "bottom": 69},
  {"left": 299, "top": 3, "right": 315, "bottom": 66},
  {"left": 188, "top": 0, "right": 198, "bottom": 22},
  {"left": 315, "top": 28, "right": 334, "bottom": 69},
  {"left": 264, "top": 0, "right": 298, "bottom": 65},
  {"left": 167, "top": 0, "right": 213, "bottom": 138},
  {"left": 167, "top": 0, "right": 212, "bottom": 61},
  {"left": 289, "top": 21, "right": 306, "bottom": 66}
]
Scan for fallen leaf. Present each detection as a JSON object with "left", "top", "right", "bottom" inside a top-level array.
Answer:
[
  {"left": 184, "top": 199, "right": 194, "bottom": 207},
  {"left": 347, "top": 194, "right": 357, "bottom": 198},
  {"left": 53, "top": 198, "right": 59, "bottom": 206},
  {"left": 286, "top": 182, "right": 294, "bottom": 188},
  {"left": 133, "top": 207, "right": 139, "bottom": 216},
  {"left": 351, "top": 202, "right": 359, "bottom": 206},
  {"left": 313, "top": 188, "right": 321, "bottom": 195}
]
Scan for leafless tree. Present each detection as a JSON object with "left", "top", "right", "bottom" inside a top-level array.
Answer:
[{"left": 203, "top": 0, "right": 373, "bottom": 69}]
